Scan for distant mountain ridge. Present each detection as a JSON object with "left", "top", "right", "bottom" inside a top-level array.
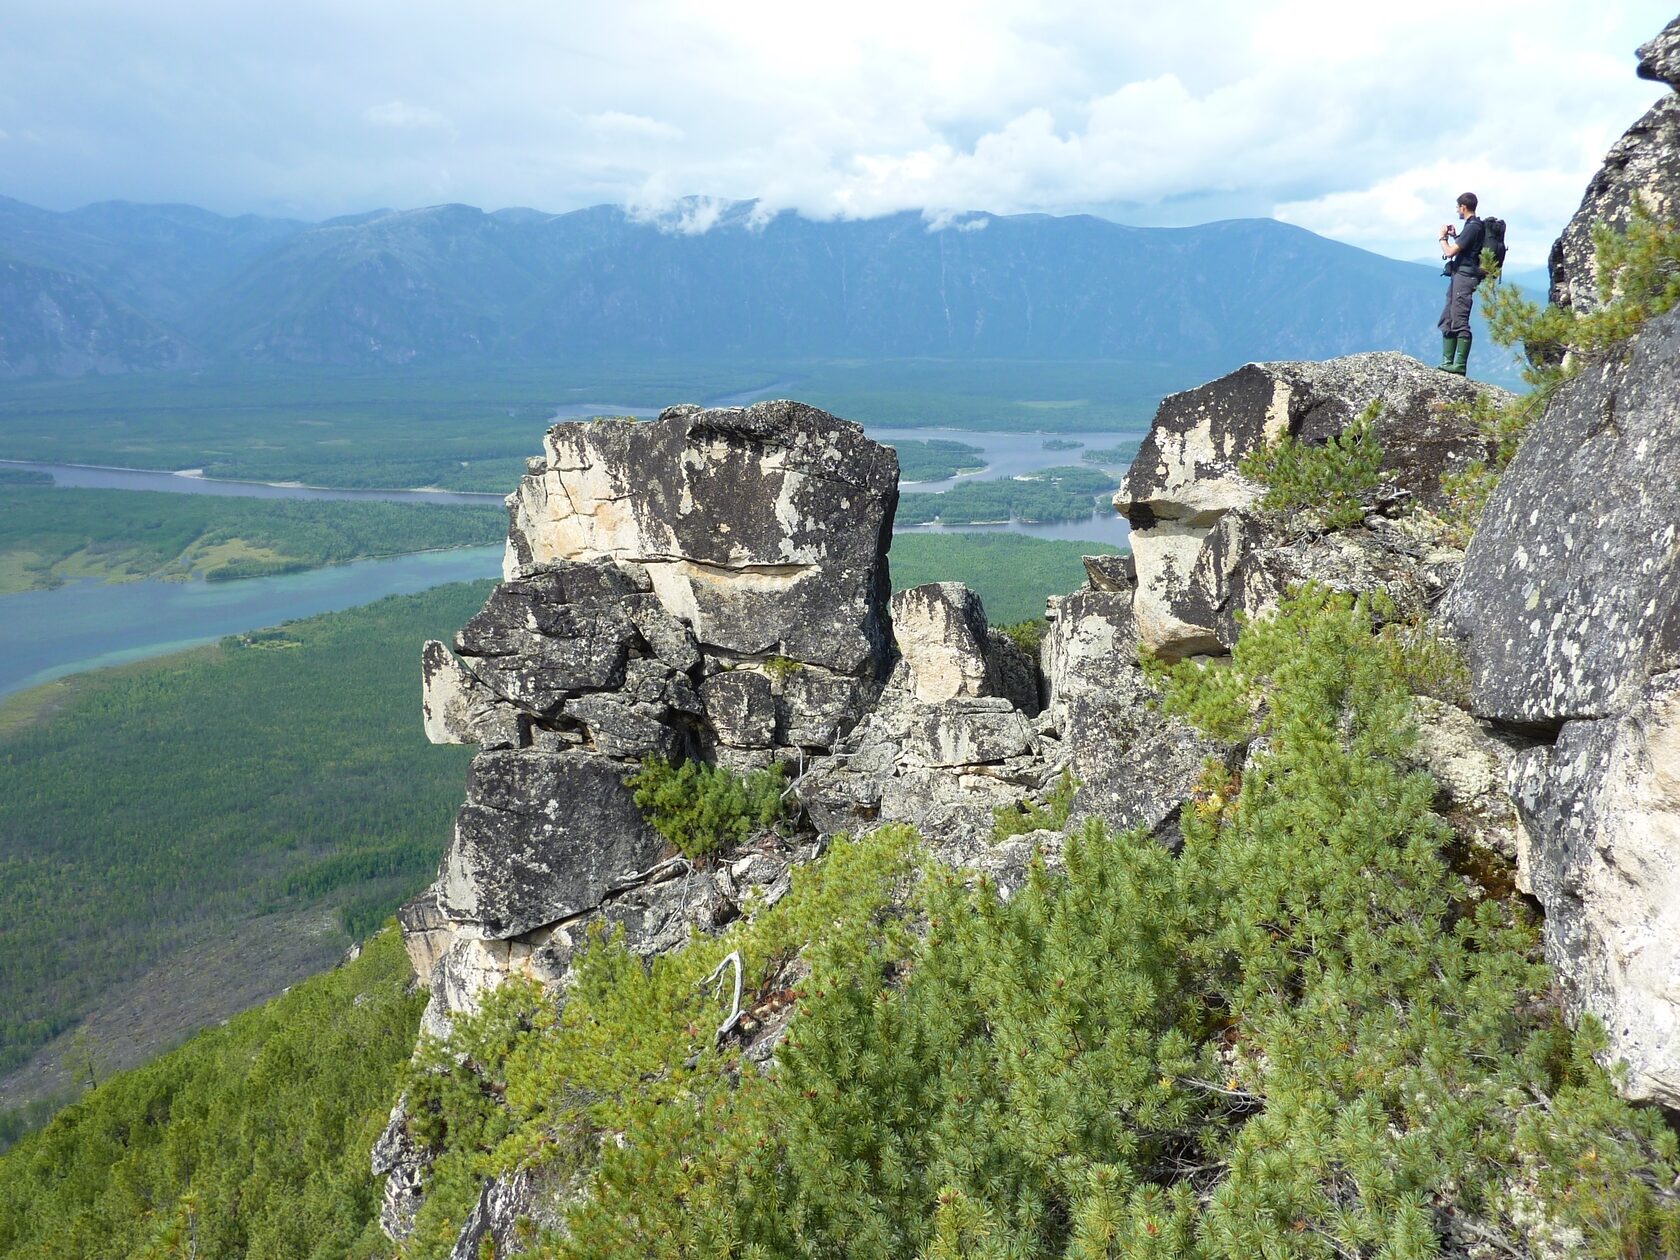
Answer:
[{"left": 0, "top": 195, "right": 1472, "bottom": 378}]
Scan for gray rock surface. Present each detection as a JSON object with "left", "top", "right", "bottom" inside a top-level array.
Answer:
[
  {"left": 1510, "top": 671, "right": 1680, "bottom": 1108},
  {"left": 890, "top": 583, "right": 994, "bottom": 703},
  {"left": 438, "top": 749, "right": 667, "bottom": 938},
  {"left": 1041, "top": 586, "right": 1233, "bottom": 842},
  {"left": 700, "top": 670, "right": 778, "bottom": 749},
  {"left": 1640, "top": 14, "right": 1680, "bottom": 87},
  {"left": 1118, "top": 352, "right": 1497, "bottom": 657},
  {"left": 505, "top": 400, "right": 898, "bottom": 682},
  {"left": 1403, "top": 697, "right": 1532, "bottom": 860},
  {"left": 1442, "top": 305, "right": 1680, "bottom": 728},
  {"left": 1549, "top": 28, "right": 1679, "bottom": 315}
]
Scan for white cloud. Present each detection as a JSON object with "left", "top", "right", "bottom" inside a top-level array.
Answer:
[
  {"left": 627, "top": 194, "right": 735, "bottom": 235},
  {"left": 363, "top": 100, "right": 449, "bottom": 130},
  {"left": 0, "top": 0, "right": 1673, "bottom": 264},
  {"left": 587, "top": 112, "right": 683, "bottom": 143},
  {"left": 1275, "top": 160, "right": 1595, "bottom": 270}
]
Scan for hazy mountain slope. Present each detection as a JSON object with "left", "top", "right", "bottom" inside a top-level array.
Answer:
[
  {"left": 0, "top": 255, "right": 193, "bottom": 378},
  {"left": 0, "top": 195, "right": 1467, "bottom": 375},
  {"left": 0, "top": 196, "right": 305, "bottom": 324}
]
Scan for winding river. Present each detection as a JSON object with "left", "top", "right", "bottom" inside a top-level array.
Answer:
[{"left": 1, "top": 419, "right": 1138, "bottom": 700}]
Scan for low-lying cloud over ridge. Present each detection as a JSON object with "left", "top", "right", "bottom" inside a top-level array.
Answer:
[{"left": 1, "top": 0, "right": 1672, "bottom": 267}]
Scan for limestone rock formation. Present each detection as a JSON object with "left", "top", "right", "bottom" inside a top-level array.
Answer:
[
  {"left": 1446, "top": 306, "right": 1680, "bottom": 1107},
  {"left": 1549, "top": 20, "right": 1679, "bottom": 313},
  {"left": 1445, "top": 18, "right": 1680, "bottom": 1108},
  {"left": 1443, "top": 306, "right": 1680, "bottom": 728},
  {"left": 1116, "top": 351, "right": 1497, "bottom": 658}
]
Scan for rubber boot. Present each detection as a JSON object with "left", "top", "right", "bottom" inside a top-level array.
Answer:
[
  {"left": 1437, "top": 335, "right": 1459, "bottom": 371},
  {"left": 1447, "top": 332, "right": 1471, "bottom": 376}
]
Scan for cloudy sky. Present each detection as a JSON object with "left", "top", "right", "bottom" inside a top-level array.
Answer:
[{"left": 1, "top": 1, "right": 1672, "bottom": 268}]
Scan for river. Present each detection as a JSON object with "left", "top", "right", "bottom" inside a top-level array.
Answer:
[
  {"left": 1, "top": 417, "right": 1137, "bottom": 700},
  {"left": 0, "top": 547, "right": 505, "bottom": 701}
]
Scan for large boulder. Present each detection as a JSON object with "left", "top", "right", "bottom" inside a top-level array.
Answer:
[
  {"left": 505, "top": 400, "right": 898, "bottom": 680},
  {"left": 1509, "top": 671, "right": 1680, "bottom": 1108},
  {"left": 437, "top": 749, "right": 666, "bottom": 939},
  {"left": 889, "top": 581, "right": 1041, "bottom": 713},
  {"left": 1442, "top": 305, "right": 1680, "bottom": 728},
  {"left": 1041, "top": 586, "right": 1233, "bottom": 842},
  {"left": 1117, "top": 352, "right": 1496, "bottom": 658},
  {"left": 1549, "top": 22, "right": 1680, "bottom": 314}
]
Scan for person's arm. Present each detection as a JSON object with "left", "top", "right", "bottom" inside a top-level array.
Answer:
[{"left": 1444, "top": 221, "right": 1483, "bottom": 259}]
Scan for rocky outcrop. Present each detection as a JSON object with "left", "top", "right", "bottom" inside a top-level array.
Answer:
[
  {"left": 1446, "top": 21, "right": 1680, "bottom": 1108},
  {"left": 1443, "top": 307, "right": 1680, "bottom": 729},
  {"left": 1445, "top": 305, "right": 1680, "bottom": 1107},
  {"left": 1116, "top": 351, "right": 1498, "bottom": 658},
  {"left": 505, "top": 400, "right": 898, "bottom": 678},
  {"left": 1040, "top": 584, "right": 1235, "bottom": 843},
  {"left": 1548, "top": 20, "right": 1679, "bottom": 314}
]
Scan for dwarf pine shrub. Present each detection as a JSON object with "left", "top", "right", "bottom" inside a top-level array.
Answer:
[
  {"left": 992, "top": 765, "right": 1078, "bottom": 840},
  {"left": 624, "top": 756, "right": 787, "bottom": 859},
  {"left": 1239, "top": 399, "right": 1383, "bottom": 530},
  {"left": 401, "top": 588, "right": 1680, "bottom": 1259}
]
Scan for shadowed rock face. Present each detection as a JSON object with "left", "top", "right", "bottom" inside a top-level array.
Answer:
[
  {"left": 1549, "top": 26, "right": 1679, "bottom": 315},
  {"left": 1116, "top": 351, "right": 1497, "bottom": 659}
]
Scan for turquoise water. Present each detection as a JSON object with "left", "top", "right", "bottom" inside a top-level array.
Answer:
[{"left": 0, "top": 547, "right": 502, "bottom": 700}]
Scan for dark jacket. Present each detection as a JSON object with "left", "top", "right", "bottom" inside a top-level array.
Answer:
[{"left": 1447, "top": 215, "right": 1486, "bottom": 277}]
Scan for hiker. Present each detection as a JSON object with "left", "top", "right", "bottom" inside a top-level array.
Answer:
[{"left": 1436, "top": 192, "right": 1485, "bottom": 375}]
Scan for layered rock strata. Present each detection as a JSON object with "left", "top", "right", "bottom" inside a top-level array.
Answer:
[{"left": 1115, "top": 351, "right": 1499, "bottom": 659}]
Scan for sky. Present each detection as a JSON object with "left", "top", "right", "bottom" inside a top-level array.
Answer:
[{"left": 1, "top": 1, "right": 1673, "bottom": 270}]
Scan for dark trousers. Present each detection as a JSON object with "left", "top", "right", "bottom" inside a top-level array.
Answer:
[{"left": 1437, "top": 268, "right": 1482, "bottom": 337}]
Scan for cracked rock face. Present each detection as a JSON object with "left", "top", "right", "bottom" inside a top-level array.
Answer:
[
  {"left": 1550, "top": 24, "right": 1679, "bottom": 315},
  {"left": 1511, "top": 671, "right": 1680, "bottom": 1108},
  {"left": 1117, "top": 352, "right": 1497, "bottom": 658},
  {"left": 505, "top": 399, "right": 899, "bottom": 678},
  {"left": 1040, "top": 586, "right": 1233, "bottom": 842},
  {"left": 1443, "top": 305, "right": 1680, "bottom": 728}
]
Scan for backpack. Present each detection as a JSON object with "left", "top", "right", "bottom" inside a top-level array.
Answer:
[{"left": 1481, "top": 217, "right": 1509, "bottom": 271}]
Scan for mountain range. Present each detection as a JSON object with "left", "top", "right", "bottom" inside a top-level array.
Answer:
[{"left": 0, "top": 195, "right": 1491, "bottom": 378}]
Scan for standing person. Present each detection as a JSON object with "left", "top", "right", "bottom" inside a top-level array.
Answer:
[{"left": 1436, "top": 192, "right": 1485, "bottom": 375}]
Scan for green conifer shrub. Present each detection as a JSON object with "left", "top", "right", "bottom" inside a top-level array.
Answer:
[
  {"left": 1239, "top": 399, "right": 1384, "bottom": 530},
  {"left": 398, "top": 589, "right": 1680, "bottom": 1260},
  {"left": 624, "top": 756, "right": 788, "bottom": 860},
  {"left": 992, "top": 766, "right": 1078, "bottom": 840}
]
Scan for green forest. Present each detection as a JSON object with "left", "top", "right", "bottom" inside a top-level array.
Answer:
[
  {"left": 899, "top": 465, "right": 1121, "bottom": 525},
  {"left": 0, "top": 583, "right": 490, "bottom": 1088},
  {"left": 0, "top": 928, "right": 423, "bottom": 1260},
  {"left": 0, "top": 486, "right": 505, "bottom": 592},
  {"left": 0, "top": 359, "right": 1161, "bottom": 490},
  {"left": 887, "top": 438, "right": 987, "bottom": 482},
  {"left": 0, "top": 530, "right": 1112, "bottom": 1128}
]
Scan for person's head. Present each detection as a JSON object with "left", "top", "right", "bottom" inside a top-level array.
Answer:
[{"left": 1457, "top": 191, "right": 1479, "bottom": 218}]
